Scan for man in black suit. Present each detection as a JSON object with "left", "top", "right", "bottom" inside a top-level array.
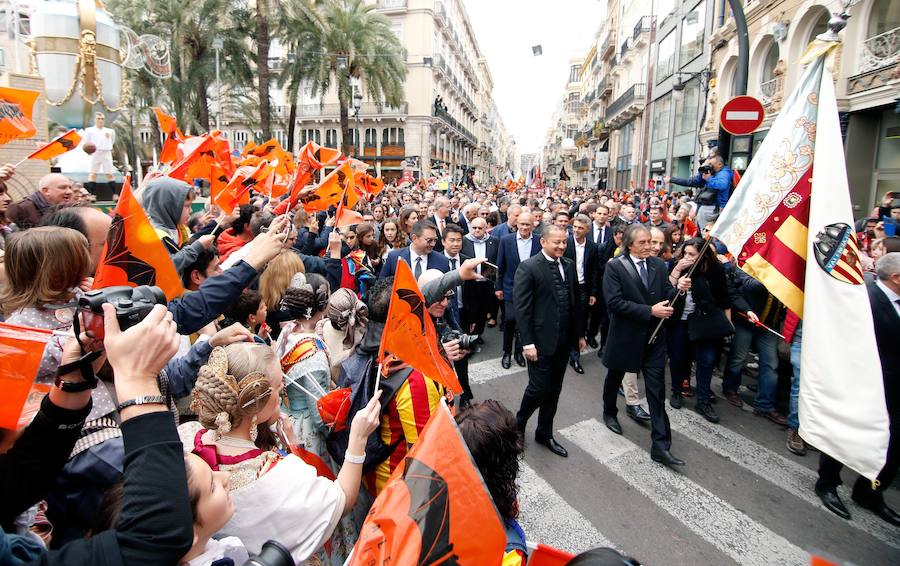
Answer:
[
  {"left": 515, "top": 224, "right": 586, "bottom": 457},
  {"left": 564, "top": 214, "right": 598, "bottom": 374},
  {"left": 380, "top": 220, "right": 450, "bottom": 278},
  {"left": 815, "top": 252, "right": 900, "bottom": 525},
  {"left": 491, "top": 204, "right": 521, "bottom": 240},
  {"left": 601, "top": 224, "right": 691, "bottom": 467},
  {"left": 496, "top": 211, "right": 541, "bottom": 369},
  {"left": 461, "top": 216, "right": 500, "bottom": 335},
  {"left": 593, "top": 224, "right": 626, "bottom": 354}
]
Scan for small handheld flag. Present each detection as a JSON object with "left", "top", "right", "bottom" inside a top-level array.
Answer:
[{"left": 15, "top": 129, "right": 82, "bottom": 166}]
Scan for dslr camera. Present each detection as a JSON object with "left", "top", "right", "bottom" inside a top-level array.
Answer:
[
  {"left": 244, "top": 540, "right": 293, "bottom": 566},
  {"left": 698, "top": 164, "right": 713, "bottom": 175},
  {"left": 444, "top": 329, "right": 480, "bottom": 350},
  {"left": 78, "top": 286, "right": 167, "bottom": 339}
]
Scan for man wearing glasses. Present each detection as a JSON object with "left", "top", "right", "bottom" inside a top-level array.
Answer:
[{"left": 380, "top": 219, "right": 450, "bottom": 278}]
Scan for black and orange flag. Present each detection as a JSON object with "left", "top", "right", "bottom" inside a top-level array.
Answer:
[
  {"left": 274, "top": 141, "right": 343, "bottom": 214},
  {"left": 153, "top": 107, "right": 183, "bottom": 164},
  {"left": 349, "top": 401, "right": 505, "bottom": 565},
  {"left": 0, "top": 86, "right": 39, "bottom": 145},
  {"left": 22, "top": 129, "right": 81, "bottom": 162},
  {"left": 354, "top": 171, "right": 385, "bottom": 197},
  {"left": 215, "top": 161, "right": 271, "bottom": 213},
  {"left": 0, "top": 323, "right": 52, "bottom": 429},
  {"left": 167, "top": 133, "right": 217, "bottom": 181},
  {"left": 302, "top": 160, "right": 359, "bottom": 213},
  {"left": 378, "top": 259, "right": 462, "bottom": 393},
  {"left": 333, "top": 185, "right": 364, "bottom": 229},
  {"left": 93, "top": 176, "right": 185, "bottom": 301},
  {"left": 152, "top": 107, "right": 178, "bottom": 135}
]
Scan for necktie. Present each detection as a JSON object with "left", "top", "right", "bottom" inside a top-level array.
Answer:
[
  {"left": 638, "top": 259, "right": 649, "bottom": 288},
  {"left": 450, "top": 258, "right": 457, "bottom": 270},
  {"left": 414, "top": 256, "right": 423, "bottom": 280}
]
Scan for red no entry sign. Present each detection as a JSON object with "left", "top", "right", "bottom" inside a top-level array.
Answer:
[{"left": 720, "top": 96, "right": 765, "bottom": 135}]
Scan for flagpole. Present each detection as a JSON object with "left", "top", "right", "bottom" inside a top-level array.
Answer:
[
  {"left": 737, "top": 311, "right": 786, "bottom": 340},
  {"left": 647, "top": 235, "right": 714, "bottom": 345},
  {"left": 12, "top": 157, "right": 27, "bottom": 168},
  {"left": 282, "top": 372, "right": 321, "bottom": 401}
]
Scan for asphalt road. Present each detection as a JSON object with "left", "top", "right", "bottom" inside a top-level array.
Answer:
[{"left": 463, "top": 326, "right": 900, "bottom": 566}]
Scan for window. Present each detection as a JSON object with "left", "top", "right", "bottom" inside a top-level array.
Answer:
[
  {"left": 651, "top": 95, "right": 671, "bottom": 142},
  {"left": 233, "top": 130, "right": 249, "bottom": 145},
  {"left": 569, "top": 65, "right": 581, "bottom": 83},
  {"left": 806, "top": 8, "right": 830, "bottom": 44},
  {"left": 655, "top": 32, "right": 676, "bottom": 83},
  {"left": 382, "top": 127, "right": 404, "bottom": 145},
  {"left": 761, "top": 42, "right": 780, "bottom": 82},
  {"left": 674, "top": 80, "right": 700, "bottom": 135},
  {"left": 680, "top": 1, "right": 706, "bottom": 64},
  {"left": 390, "top": 21, "right": 403, "bottom": 41},
  {"left": 616, "top": 121, "right": 634, "bottom": 172},
  {"left": 365, "top": 128, "right": 377, "bottom": 146},
  {"left": 274, "top": 130, "right": 288, "bottom": 148},
  {"left": 868, "top": 0, "right": 899, "bottom": 37},
  {"left": 326, "top": 128, "right": 338, "bottom": 147},
  {"left": 139, "top": 130, "right": 152, "bottom": 144},
  {"left": 300, "top": 129, "right": 320, "bottom": 144},
  {"left": 657, "top": 0, "right": 676, "bottom": 22}
]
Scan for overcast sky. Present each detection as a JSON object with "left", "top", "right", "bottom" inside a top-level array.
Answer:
[{"left": 463, "top": 0, "right": 608, "bottom": 156}]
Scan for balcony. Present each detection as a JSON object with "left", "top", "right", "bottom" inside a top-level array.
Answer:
[
  {"left": 433, "top": 105, "right": 476, "bottom": 145},
  {"left": 858, "top": 26, "right": 899, "bottom": 74},
  {"left": 434, "top": 1, "right": 446, "bottom": 26},
  {"left": 759, "top": 77, "right": 780, "bottom": 107},
  {"left": 377, "top": 0, "right": 407, "bottom": 12},
  {"left": 633, "top": 16, "right": 654, "bottom": 46},
  {"left": 574, "top": 158, "right": 590, "bottom": 172},
  {"left": 590, "top": 120, "right": 608, "bottom": 141},
  {"left": 605, "top": 83, "right": 646, "bottom": 126},
  {"left": 289, "top": 102, "right": 409, "bottom": 119},
  {"left": 597, "top": 76, "right": 611, "bottom": 98},
  {"left": 600, "top": 33, "right": 615, "bottom": 60},
  {"left": 620, "top": 38, "right": 630, "bottom": 59}
]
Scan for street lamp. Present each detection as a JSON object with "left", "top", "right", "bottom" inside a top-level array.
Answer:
[
  {"left": 671, "top": 69, "right": 711, "bottom": 103},
  {"left": 213, "top": 36, "right": 224, "bottom": 130}
]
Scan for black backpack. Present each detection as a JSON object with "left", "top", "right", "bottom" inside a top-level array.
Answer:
[{"left": 326, "top": 351, "right": 411, "bottom": 473}]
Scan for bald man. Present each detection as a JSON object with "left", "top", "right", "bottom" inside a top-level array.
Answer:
[{"left": 7, "top": 173, "right": 74, "bottom": 229}]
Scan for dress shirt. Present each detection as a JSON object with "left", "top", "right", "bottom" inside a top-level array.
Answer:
[
  {"left": 516, "top": 233, "right": 533, "bottom": 263},
  {"left": 593, "top": 223, "right": 608, "bottom": 245},
  {"left": 446, "top": 254, "right": 463, "bottom": 307},
  {"left": 629, "top": 254, "right": 649, "bottom": 288},
  {"left": 573, "top": 238, "right": 586, "bottom": 284},
  {"left": 410, "top": 248, "right": 427, "bottom": 278},
  {"left": 541, "top": 250, "right": 566, "bottom": 281},
  {"left": 876, "top": 279, "right": 900, "bottom": 318}
]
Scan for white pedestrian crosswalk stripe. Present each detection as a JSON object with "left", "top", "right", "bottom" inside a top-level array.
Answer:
[
  {"left": 517, "top": 461, "right": 616, "bottom": 554},
  {"left": 468, "top": 348, "right": 598, "bottom": 384},
  {"left": 667, "top": 408, "right": 900, "bottom": 550},
  {"left": 559, "top": 418, "right": 811, "bottom": 566}
]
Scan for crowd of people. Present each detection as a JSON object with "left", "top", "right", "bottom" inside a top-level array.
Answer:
[{"left": 0, "top": 147, "right": 897, "bottom": 566}]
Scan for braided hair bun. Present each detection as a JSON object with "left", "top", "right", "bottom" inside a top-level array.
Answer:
[{"left": 279, "top": 272, "right": 330, "bottom": 320}]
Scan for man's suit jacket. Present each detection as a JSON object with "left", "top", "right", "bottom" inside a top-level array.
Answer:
[
  {"left": 495, "top": 233, "right": 541, "bottom": 297},
  {"left": 379, "top": 247, "right": 450, "bottom": 278},
  {"left": 587, "top": 223, "right": 613, "bottom": 247},
  {"left": 601, "top": 254, "right": 676, "bottom": 372},
  {"left": 564, "top": 236, "right": 599, "bottom": 297},
  {"left": 868, "top": 282, "right": 900, "bottom": 418},
  {"left": 513, "top": 253, "right": 583, "bottom": 357},
  {"left": 461, "top": 235, "right": 500, "bottom": 267},
  {"left": 430, "top": 215, "right": 468, "bottom": 252},
  {"left": 491, "top": 222, "right": 517, "bottom": 240}
]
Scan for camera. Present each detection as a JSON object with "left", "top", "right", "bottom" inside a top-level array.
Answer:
[
  {"left": 444, "top": 329, "right": 480, "bottom": 350},
  {"left": 698, "top": 165, "right": 713, "bottom": 175},
  {"left": 244, "top": 540, "right": 293, "bottom": 566},
  {"left": 78, "top": 286, "right": 167, "bottom": 339}
]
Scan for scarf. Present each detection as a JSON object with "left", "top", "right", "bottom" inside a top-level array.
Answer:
[{"left": 465, "top": 231, "right": 490, "bottom": 244}]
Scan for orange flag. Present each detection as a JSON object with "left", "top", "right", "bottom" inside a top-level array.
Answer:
[
  {"left": 0, "top": 323, "right": 52, "bottom": 429},
  {"left": 333, "top": 188, "right": 364, "bottom": 229},
  {"left": 355, "top": 171, "right": 384, "bottom": 197},
  {"left": 302, "top": 161, "right": 359, "bottom": 212},
  {"left": 378, "top": 259, "right": 461, "bottom": 393},
  {"left": 274, "top": 141, "right": 343, "bottom": 214},
  {"left": 24, "top": 129, "right": 81, "bottom": 161},
  {"left": 349, "top": 401, "right": 505, "bottom": 565},
  {"left": 94, "top": 176, "right": 185, "bottom": 301},
  {"left": 216, "top": 161, "right": 271, "bottom": 213},
  {"left": 152, "top": 107, "right": 178, "bottom": 135},
  {"left": 167, "top": 134, "right": 217, "bottom": 181},
  {"left": 0, "top": 86, "right": 39, "bottom": 144}
]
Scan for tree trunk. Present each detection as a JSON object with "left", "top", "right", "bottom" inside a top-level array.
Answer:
[
  {"left": 195, "top": 72, "right": 211, "bottom": 132},
  {"left": 287, "top": 102, "right": 298, "bottom": 153},
  {"left": 339, "top": 90, "right": 351, "bottom": 156},
  {"left": 256, "top": 0, "right": 272, "bottom": 139}
]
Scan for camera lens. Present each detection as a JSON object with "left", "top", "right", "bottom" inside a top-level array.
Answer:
[{"left": 244, "top": 540, "right": 293, "bottom": 566}]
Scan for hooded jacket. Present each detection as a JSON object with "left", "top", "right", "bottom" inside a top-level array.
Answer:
[{"left": 140, "top": 178, "right": 205, "bottom": 275}]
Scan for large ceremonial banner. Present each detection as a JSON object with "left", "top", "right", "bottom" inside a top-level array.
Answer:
[
  {"left": 712, "top": 42, "right": 888, "bottom": 479},
  {"left": 350, "top": 401, "right": 505, "bottom": 565}
]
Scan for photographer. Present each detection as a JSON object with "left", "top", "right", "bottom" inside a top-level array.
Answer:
[
  {"left": 664, "top": 155, "right": 733, "bottom": 229},
  {"left": 2, "top": 304, "right": 193, "bottom": 565}
]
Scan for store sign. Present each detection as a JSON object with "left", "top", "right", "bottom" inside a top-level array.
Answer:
[{"left": 595, "top": 151, "right": 609, "bottom": 168}]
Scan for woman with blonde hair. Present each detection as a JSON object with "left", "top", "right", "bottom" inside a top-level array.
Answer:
[
  {"left": 258, "top": 249, "right": 304, "bottom": 340},
  {"left": 187, "top": 342, "right": 381, "bottom": 564}
]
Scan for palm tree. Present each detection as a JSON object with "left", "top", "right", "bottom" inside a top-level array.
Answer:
[
  {"left": 276, "top": 0, "right": 328, "bottom": 152},
  {"left": 254, "top": 0, "right": 273, "bottom": 139},
  {"left": 302, "top": 0, "right": 407, "bottom": 156}
]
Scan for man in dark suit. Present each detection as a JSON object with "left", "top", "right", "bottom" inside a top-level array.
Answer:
[
  {"left": 592, "top": 224, "right": 626, "bottom": 353},
  {"left": 461, "top": 216, "right": 500, "bottom": 335},
  {"left": 491, "top": 204, "right": 521, "bottom": 240},
  {"left": 564, "top": 213, "right": 598, "bottom": 374},
  {"left": 601, "top": 224, "right": 691, "bottom": 467},
  {"left": 496, "top": 211, "right": 541, "bottom": 369},
  {"left": 815, "top": 252, "right": 900, "bottom": 525},
  {"left": 515, "top": 224, "right": 586, "bottom": 457},
  {"left": 587, "top": 204, "right": 613, "bottom": 247},
  {"left": 380, "top": 219, "right": 450, "bottom": 278},
  {"left": 430, "top": 196, "right": 467, "bottom": 251}
]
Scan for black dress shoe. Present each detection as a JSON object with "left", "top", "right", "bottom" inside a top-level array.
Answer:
[
  {"left": 694, "top": 401, "right": 720, "bottom": 423},
  {"left": 603, "top": 414, "right": 622, "bottom": 434},
  {"left": 570, "top": 359, "right": 584, "bottom": 374},
  {"left": 650, "top": 448, "right": 685, "bottom": 467},
  {"left": 626, "top": 405, "right": 652, "bottom": 423},
  {"left": 852, "top": 493, "right": 900, "bottom": 526},
  {"left": 514, "top": 351, "right": 526, "bottom": 367},
  {"left": 536, "top": 436, "right": 568, "bottom": 457},
  {"left": 586, "top": 337, "right": 598, "bottom": 349},
  {"left": 670, "top": 393, "right": 683, "bottom": 410},
  {"left": 501, "top": 353, "right": 512, "bottom": 369},
  {"left": 816, "top": 486, "right": 851, "bottom": 520},
  {"left": 597, "top": 346, "right": 605, "bottom": 358}
]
